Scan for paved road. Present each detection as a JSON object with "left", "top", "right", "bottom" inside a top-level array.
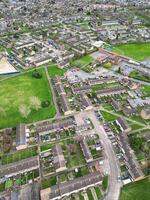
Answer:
[{"left": 75, "top": 110, "right": 122, "bottom": 200}]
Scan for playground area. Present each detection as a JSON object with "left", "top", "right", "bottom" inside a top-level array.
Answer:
[{"left": 0, "top": 54, "right": 18, "bottom": 75}]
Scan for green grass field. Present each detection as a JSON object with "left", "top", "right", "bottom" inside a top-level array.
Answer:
[
  {"left": 71, "top": 55, "right": 94, "bottom": 68},
  {"left": 113, "top": 43, "right": 150, "bottom": 61},
  {"left": 120, "top": 177, "right": 150, "bottom": 200},
  {"left": 41, "top": 176, "right": 57, "bottom": 189},
  {"left": 47, "top": 65, "right": 66, "bottom": 77},
  {"left": 1, "top": 147, "right": 37, "bottom": 164},
  {"left": 0, "top": 68, "right": 55, "bottom": 128},
  {"left": 100, "top": 110, "right": 117, "bottom": 122},
  {"left": 0, "top": 46, "right": 5, "bottom": 53},
  {"left": 129, "top": 71, "right": 150, "bottom": 83},
  {"left": 141, "top": 85, "right": 150, "bottom": 97}
]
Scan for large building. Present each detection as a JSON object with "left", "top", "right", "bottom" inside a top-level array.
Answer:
[
  {"left": 52, "top": 144, "right": 66, "bottom": 172},
  {"left": 40, "top": 172, "right": 102, "bottom": 200}
]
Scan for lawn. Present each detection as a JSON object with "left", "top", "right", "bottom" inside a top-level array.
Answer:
[
  {"left": 0, "top": 182, "right": 5, "bottom": 192},
  {"left": 0, "top": 68, "right": 56, "bottom": 128},
  {"left": 77, "top": 21, "right": 90, "bottom": 29},
  {"left": 5, "top": 180, "right": 13, "bottom": 189},
  {"left": 47, "top": 65, "right": 66, "bottom": 77},
  {"left": 141, "top": 85, "right": 150, "bottom": 97},
  {"left": 87, "top": 189, "right": 94, "bottom": 200},
  {"left": 1, "top": 147, "right": 37, "bottom": 164},
  {"left": 102, "top": 175, "right": 109, "bottom": 191},
  {"left": 41, "top": 176, "right": 57, "bottom": 189},
  {"left": 119, "top": 177, "right": 150, "bottom": 200},
  {"left": 0, "top": 46, "right": 5, "bottom": 53},
  {"left": 79, "top": 193, "right": 84, "bottom": 200},
  {"left": 129, "top": 71, "right": 150, "bottom": 83},
  {"left": 100, "top": 110, "right": 117, "bottom": 122},
  {"left": 113, "top": 43, "right": 150, "bottom": 61},
  {"left": 64, "top": 140, "right": 86, "bottom": 168},
  {"left": 94, "top": 186, "right": 102, "bottom": 199},
  {"left": 130, "top": 123, "right": 143, "bottom": 131},
  {"left": 40, "top": 143, "right": 53, "bottom": 152},
  {"left": 130, "top": 115, "right": 146, "bottom": 125},
  {"left": 71, "top": 55, "right": 94, "bottom": 68}
]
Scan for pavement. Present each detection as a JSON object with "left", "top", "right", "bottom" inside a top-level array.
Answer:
[
  {"left": 45, "top": 67, "right": 60, "bottom": 117},
  {"left": 75, "top": 110, "right": 122, "bottom": 200}
]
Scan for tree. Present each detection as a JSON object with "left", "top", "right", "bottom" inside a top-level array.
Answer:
[
  {"left": 32, "top": 70, "right": 42, "bottom": 79},
  {"left": 118, "top": 67, "right": 121, "bottom": 73},
  {"left": 19, "top": 104, "right": 31, "bottom": 118},
  {"left": 74, "top": 135, "right": 83, "bottom": 142},
  {"left": 129, "top": 135, "right": 145, "bottom": 152},
  {"left": 68, "top": 144, "right": 77, "bottom": 154},
  {"left": 30, "top": 96, "right": 41, "bottom": 111}
]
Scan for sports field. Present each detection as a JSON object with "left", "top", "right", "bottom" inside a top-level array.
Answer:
[
  {"left": 119, "top": 177, "right": 150, "bottom": 200},
  {"left": 0, "top": 68, "right": 55, "bottom": 128},
  {"left": 113, "top": 43, "right": 150, "bottom": 61}
]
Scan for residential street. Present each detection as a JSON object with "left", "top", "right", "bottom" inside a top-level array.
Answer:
[{"left": 75, "top": 110, "right": 122, "bottom": 200}]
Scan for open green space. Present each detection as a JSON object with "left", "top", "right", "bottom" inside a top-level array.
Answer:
[
  {"left": 75, "top": 166, "right": 89, "bottom": 178},
  {"left": 113, "top": 43, "right": 150, "bottom": 61},
  {"left": 92, "top": 82, "right": 120, "bottom": 91},
  {"left": 79, "top": 193, "right": 84, "bottom": 200},
  {"left": 119, "top": 177, "right": 150, "bottom": 200},
  {"left": 47, "top": 65, "right": 66, "bottom": 77},
  {"left": 5, "top": 180, "right": 13, "bottom": 189},
  {"left": 129, "top": 71, "right": 150, "bottom": 83},
  {"left": 64, "top": 139, "right": 86, "bottom": 168},
  {"left": 141, "top": 85, "right": 150, "bottom": 97},
  {"left": 41, "top": 176, "right": 57, "bottom": 189},
  {"left": 0, "top": 46, "right": 5, "bottom": 53},
  {"left": 94, "top": 186, "right": 102, "bottom": 199},
  {"left": 0, "top": 182, "right": 5, "bottom": 192},
  {"left": 40, "top": 143, "right": 53, "bottom": 152},
  {"left": 77, "top": 21, "right": 90, "bottom": 29},
  {"left": 135, "top": 12, "right": 150, "bottom": 27},
  {"left": 100, "top": 110, "right": 117, "bottom": 122},
  {"left": 130, "top": 123, "right": 143, "bottom": 131},
  {"left": 87, "top": 189, "right": 94, "bottom": 200},
  {"left": 1, "top": 147, "right": 37, "bottom": 165},
  {"left": 71, "top": 55, "right": 94, "bottom": 68},
  {"left": 0, "top": 68, "right": 55, "bottom": 128},
  {"left": 102, "top": 175, "right": 109, "bottom": 191},
  {"left": 130, "top": 115, "right": 146, "bottom": 125}
]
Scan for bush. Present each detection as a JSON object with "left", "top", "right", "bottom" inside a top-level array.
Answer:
[
  {"left": 103, "top": 62, "right": 112, "bottom": 69},
  {"left": 32, "top": 70, "right": 42, "bottom": 79},
  {"left": 41, "top": 100, "right": 50, "bottom": 108}
]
